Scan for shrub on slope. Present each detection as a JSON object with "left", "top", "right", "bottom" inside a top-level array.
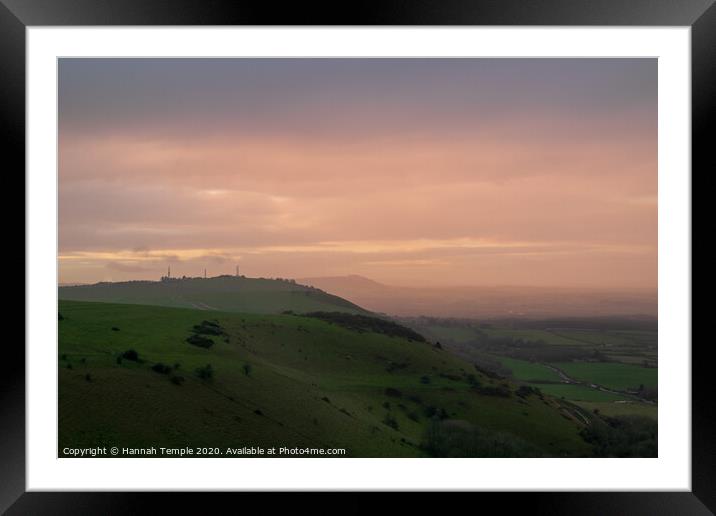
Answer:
[{"left": 304, "top": 312, "right": 426, "bottom": 342}]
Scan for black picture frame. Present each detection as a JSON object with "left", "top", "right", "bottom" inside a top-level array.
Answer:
[{"left": 4, "top": 1, "right": 710, "bottom": 513}]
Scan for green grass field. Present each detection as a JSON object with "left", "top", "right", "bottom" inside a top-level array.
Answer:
[
  {"left": 495, "top": 357, "right": 635, "bottom": 402},
  {"left": 58, "top": 300, "right": 593, "bottom": 457},
  {"left": 554, "top": 362, "right": 657, "bottom": 391}
]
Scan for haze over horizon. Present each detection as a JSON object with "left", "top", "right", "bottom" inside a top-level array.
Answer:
[{"left": 59, "top": 58, "right": 657, "bottom": 289}]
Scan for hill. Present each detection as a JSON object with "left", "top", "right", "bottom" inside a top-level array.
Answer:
[
  {"left": 58, "top": 300, "right": 594, "bottom": 457},
  {"left": 299, "top": 274, "right": 389, "bottom": 294},
  {"left": 298, "top": 276, "right": 658, "bottom": 319},
  {"left": 58, "top": 275, "right": 368, "bottom": 315}
]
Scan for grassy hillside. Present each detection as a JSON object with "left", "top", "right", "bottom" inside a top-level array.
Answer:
[
  {"left": 58, "top": 276, "right": 368, "bottom": 315},
  {"left": 58, "top": 300, "right": 594, "bottom": 458}
]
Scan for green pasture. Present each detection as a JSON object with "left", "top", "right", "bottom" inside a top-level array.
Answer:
[
  {"left": 498, "top": 357, "right": 562, "bottom": 383},
  {"left": 554, "top": 362, "right": 657, "bottom": 391},
  {"left": 58, "top": 300, "right": 592, "bottom": 457}
]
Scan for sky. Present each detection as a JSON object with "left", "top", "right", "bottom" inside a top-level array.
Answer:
[{"left": 58, "top": 58, "right": 657, "bottom": 288}]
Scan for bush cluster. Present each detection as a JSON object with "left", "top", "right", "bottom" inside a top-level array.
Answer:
[
  {"left": 384, "top": 387, "right": 402, "bottom": 398},
  {"left": 473, "top": 385, "right": 511, "bottom": 398},
  {"left": 121, "top": 349, "right": 139, "bottom": 362},
  {"left": 423, "top": 420, "right": 544, "bottom": 457},
  {"left": 195, "top": 364, "right": 214, "bottom": 380},
  {"left": 304, "top": 312, "right": 426, "bottom": 342},
  {"left": 192, "top": 320, "right": 225, "bottom": 336},
  {"left": 516, "top": 385, "right": 542, "bottom": 398},
  {"left": 186, "top": 334, "right": 214, "bottom": 349},
  {"left": 580, "top": 415, "right": 657, "bottom": 457},
  {"left": 382, "top": 414, "right": 399, "bottom": 430},
  {"left": 151, "top": 363, "right": 172, "bottom": 374}
]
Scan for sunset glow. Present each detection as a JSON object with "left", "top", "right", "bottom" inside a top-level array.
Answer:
[{"left": 59, "top": 58, "right": 656, "bottom": 288}]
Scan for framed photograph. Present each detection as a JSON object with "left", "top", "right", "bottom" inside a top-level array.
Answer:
[{"left": 6, "top": 0, "right": 710, "bottom": 512}]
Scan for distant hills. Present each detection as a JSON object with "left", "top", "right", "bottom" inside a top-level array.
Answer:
[
  {"left": 297, "top": 275, "right": 657, "bottom": 319},
  {"left": 58, "top": 275, "right": 369, "bottom": 315}
]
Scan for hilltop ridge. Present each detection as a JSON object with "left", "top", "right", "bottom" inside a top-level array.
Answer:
[{"left": 59, "top": 275, "right": 369, "bottom": 315}]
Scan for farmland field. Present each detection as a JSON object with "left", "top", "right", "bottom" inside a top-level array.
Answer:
[
  {"left": 494, "top": 358, "right": 645, "bottom": 402},
  {"left": 554, "top": 362, "right": 657, "bottom": 391},
  {"left": 404, "top": 317, "right": 658, "bottom": 417}
]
